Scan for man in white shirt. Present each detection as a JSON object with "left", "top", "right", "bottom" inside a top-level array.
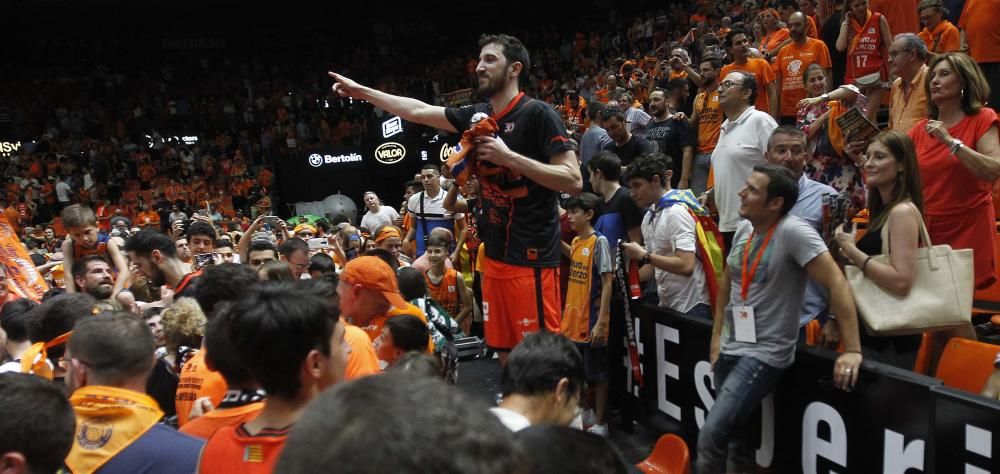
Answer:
[
  {"left": 359, "top": 191, "right": 400, "bottom": 232},
  {"left": 491, "top": 332, "right": 584, "bottom": 432},
  {"left": 404, "top": 164, "right": 463, "bottom": 257},
  {"left": 55, "top": 176, "right": 72, "bottom": 212},
  {"left": 622, "top": 153, "right": 710, "bottom": 318},
  {"left": 709, "top": 70, "right": 778, "bottom": 251}
]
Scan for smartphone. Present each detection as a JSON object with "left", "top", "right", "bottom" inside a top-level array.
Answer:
[
  {"left": 308, "top": 237, "right": 330, "bottom": 250},
  {"left": 263, "top": 215, "right": 282, "bottom": 227},
  {"left": 193, "top": 253, "right": 217, "bottom": 269}
]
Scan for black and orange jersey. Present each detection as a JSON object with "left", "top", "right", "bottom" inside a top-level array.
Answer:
[{"left": 445, "top": 93, "right": 572, "bottom": 267}]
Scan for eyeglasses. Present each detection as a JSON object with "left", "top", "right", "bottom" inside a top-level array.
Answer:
[
  {"left": 719, "top": 80, "right": 744, "bottom": 89},
  {"left": 298, "top": 232, "right": 315, "bottom": 238}
]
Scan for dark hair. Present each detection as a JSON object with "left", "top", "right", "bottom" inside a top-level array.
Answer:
[
  {"left": 404, "top": 180, "right": 424, "bottom": 193},
  {"left": 588, "top": 151, "right": 623, "bottom": 181},
  {"left": 563, "top": 192, "right": 603, "bottom": 225},
  {"left": 479, "top": 34, "right": 531, "bottom": 86},
  {"left": 384, "top": 315, "right": 430, "bottom": 354},
  {"left": 26, "top": 293, "right": 97, "bottom": 364},
  {"left": 194, "top": 263, "right": 258, "bottom": 318},
  {"left": 500, "top": 331, "right": 585, "bottom": 398},
  {"left": 278, "top": 237, "right": 309, "bottom": 259},
  {"left": 425, "top": 235, "right": 449, "bottom": 251},
  {"left": 68, "top": 311, "right": 156, "bottom": 385},
  {"left": 186, "top": 221, "right": 217, "bottom": 241},
  {"left": 724, "top": 27, "right": 748, "bottom": 48},
  {"left": 752, "top": 163, "right": 799, "bottom": 215},
  {"left": 259, "top": 260, "right": 296, "bottom": 281},
  {"left": 385, "top": 352, "right": 444, "bottom": 379},
  {"left": 866, "top": 130, "right": 925, "bottom": 230},
  {"left": 396, "top": 267, "right": 426, "bottom": 301},
  {"left": 599, "top": 107, "right": 626, "bottom": 124},
  {"left": 362, "top": 247, "right": 399, "bottom": 271},
  {"left": 420, "top": 163, "right": 440, "bottom": 174},
  {"left": 516, "top": 425, "right": 630, "bottom": 474},
  {"left": 275, "top": 374, "right": 521, "bottom": 474},
  {"left": 701, "top": 56, "right": 725, "bottom": 71},
  {"left": 586, "top": 101, "right": 607, "bottom": 121},
  {"left": 70, "top": 255, "right": 109, "bottom": 280},
  {"left": 123, "top": 230, "right": 177, "bottom": 259},
  {"left": 222, "top": 282, "right": 339, "bottom": 399},
  {"left": 248, "top": 240, "right": 279, "bottom": 259},
  {"left": 623, "top": 152, "right": 673, "bottom": 187},
  {"left": 0, "top": 298, "right": 38, "bottom": 343},
  {"left": 214, "top": 238, "right": 234, "bottom": 250},
  {"left": 0, "top": 373, "right": 76, "bottom": 473},
  {"left": 309, "top": 253, "right": 336, "bottom": 275},
  {"left": 204, "top": 302, "right": 256, "bottom": 387},
  {"left": 665, "top": 78, "right": 689, "bottom": 93}
]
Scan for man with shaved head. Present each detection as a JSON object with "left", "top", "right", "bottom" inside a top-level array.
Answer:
[{"left": 773, "top": 11, "right": 832, "bottom": 125}]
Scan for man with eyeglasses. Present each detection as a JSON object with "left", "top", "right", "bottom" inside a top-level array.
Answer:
[
  {"left": 709, "top": 70, "right": 778, "bottom": 251},
  {"left": 403, "top": 164, "right": 463, "bottom": 258},
  {"left": 278, "top": 238, "right": 311, "bottom": 280},
  {"left": 888, "top": 33, "right": 930, "bottom": 133}
]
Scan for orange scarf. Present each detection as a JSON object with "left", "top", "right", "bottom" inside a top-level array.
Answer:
[
  {"left": 66, "top": 386, "right": 164, "bottom": 474},
  {"left": 20, "top": 330, "right": 71, "bottom": 380}
]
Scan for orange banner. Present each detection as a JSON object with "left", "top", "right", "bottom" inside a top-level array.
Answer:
[{"left": 0, "top": 210, "right": 49, "bottom": 301}]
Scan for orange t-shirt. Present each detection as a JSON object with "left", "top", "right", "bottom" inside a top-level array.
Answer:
[
  {"left": 425, "top": 268, "right": 460, "bottom": 318},
  {"left": 918, "top": 20, "right": 960, "bottom": 53},
  {"left": 774, "top": 38, "right": 832, "bottom": 118},
  {"left": 344, "top": 324, "right": 381, "bottom": 379},
  {"left": 694, "top": 89, "right": 723, "bottom": 153},
  {"left": 199, "top": 424, "right": 288, "bottom": 474},
  {"left": 179, "top": 402, "right": 265, "bottom": 440},
  {"left": 959, "top": 0, "right": 1000, "bottom": 63},
  {"left": 760, "top": 28, "right": 790, "bottom": 55},
  {"left": 138, "top": 164, "right": 156, "bottom": 182},
  {"left": 871, "top": 0, "right": 919, "bottom": 35},
  {"left": 137, "top": 210, "right": 160, "bottom": 226},
  {"left": 806, "top": 15, "right": 819, "bottom": 38},
  {"left": 176, "top": 350, "right": 228, "bottom": 427},
  {"left": 363, "top": 303, "right": 434, "bottom": 353},
  {"left": 721, "top": 58, "right": 776, "bottom": 114}
]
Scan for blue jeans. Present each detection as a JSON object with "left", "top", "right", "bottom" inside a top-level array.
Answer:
[
  {"left": 691, "top": 152, "right": 712, "bottom": 197},
  {"left": 684, "top": 303, "right": 712, "bottom": 320},
  {"left": 695, "top": 354, "right": 785, "bottom": 474}
]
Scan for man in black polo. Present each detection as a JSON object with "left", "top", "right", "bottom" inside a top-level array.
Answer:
[{"left": 330, "top": 34, "right": 581, "bottom": 361}]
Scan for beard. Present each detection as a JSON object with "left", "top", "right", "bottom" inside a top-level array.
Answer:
[
  {"left": 148, "top": 267, "right": 167, "bottom": 287},
  {"left": 88, "top": 283, "right": 113, "bottom": 300},
  {"left": 477, "top": 74, "right": 507, "bottom": 98}
]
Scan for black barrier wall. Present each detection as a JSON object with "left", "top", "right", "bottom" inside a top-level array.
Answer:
[{"left": 615, "top": 304, "right": 1000, "bottom": 473}]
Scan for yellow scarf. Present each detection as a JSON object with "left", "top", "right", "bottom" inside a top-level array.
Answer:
[
  {"left": 66, "top": 386, "right": 164, "bottom": 474},
  {"left": 561, "top": 233, "right": 598, "bottom": 343}
]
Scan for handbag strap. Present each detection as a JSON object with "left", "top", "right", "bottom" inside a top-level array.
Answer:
[{"left": 878, "top": 201, "right": 939, "bottom": 270}]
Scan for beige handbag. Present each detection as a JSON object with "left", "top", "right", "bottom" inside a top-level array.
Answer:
[{"left": 845, "top": 204, "right": 973, "bottom": 336}]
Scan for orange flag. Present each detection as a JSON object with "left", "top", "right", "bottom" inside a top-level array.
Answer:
[{"left": 0, "top": 209, "right": 49, "bottom": 301}]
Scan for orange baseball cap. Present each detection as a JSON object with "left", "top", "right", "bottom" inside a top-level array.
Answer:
[{"left": 340, "top": 256, "right": 408, "bottom": 309}]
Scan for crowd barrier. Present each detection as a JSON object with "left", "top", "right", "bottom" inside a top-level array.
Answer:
[{"left": 611, "top": 304, "right": 1000, "bottom": 473}]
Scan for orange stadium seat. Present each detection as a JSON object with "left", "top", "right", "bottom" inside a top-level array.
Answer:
[
  {"left": 935, "top": 337, "right": 1000, "bottom": 394},
  {"left": 912, "top": 332, "right": 933, "bottom": 375},
  {"left": 636, "top": 433, "right": 690, "bottom": 474}
]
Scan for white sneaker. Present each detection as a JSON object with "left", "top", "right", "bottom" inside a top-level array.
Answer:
[{"left": 587, "top": 423, "right": 609, "bottom": 437}]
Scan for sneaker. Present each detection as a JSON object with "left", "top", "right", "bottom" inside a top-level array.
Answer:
[{"left": 587, "top": 423, "right": 609, "bottom": 437}]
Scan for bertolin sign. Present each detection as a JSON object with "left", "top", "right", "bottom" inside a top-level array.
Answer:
[
  {"left": 309, "top": 152, "right": 363, "bottom": 167},
  {"left": 374, "top": 142, "right": 406, "bottom": 165}
]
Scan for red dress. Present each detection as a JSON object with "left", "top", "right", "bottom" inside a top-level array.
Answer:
[{"left": 909, "top": 108, "right": 1000, "bottom": 288}]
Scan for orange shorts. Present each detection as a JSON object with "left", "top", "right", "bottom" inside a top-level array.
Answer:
[{"left": 481, "top": 255, "right": 560, "bottom": 351}]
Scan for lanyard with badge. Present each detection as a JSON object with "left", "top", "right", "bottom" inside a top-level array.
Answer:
[{"left": 732, "top": 224, "right": 776, "bottom": 343}]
